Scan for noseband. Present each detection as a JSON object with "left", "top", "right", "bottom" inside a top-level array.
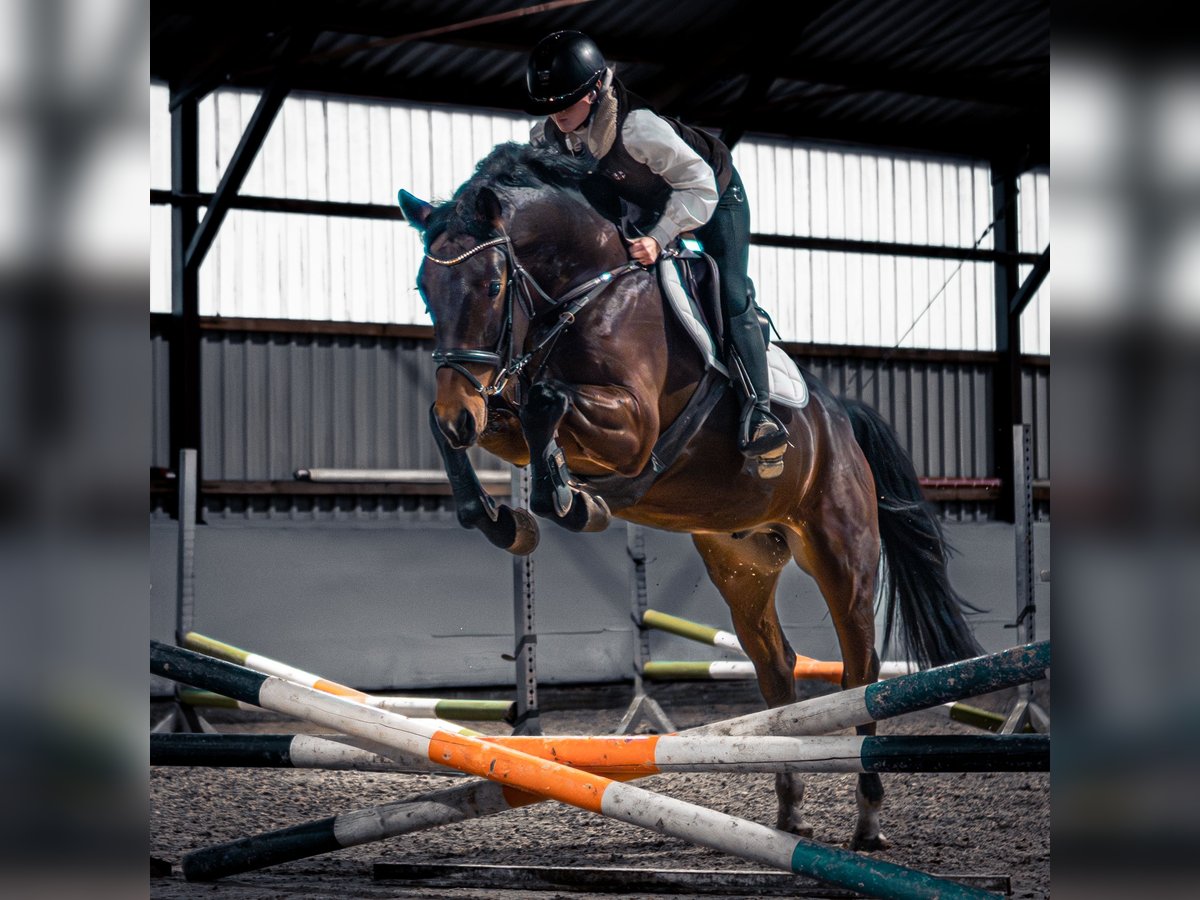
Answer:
[{"left": 424, "top": 231, "right": 640, "bottom": 398}]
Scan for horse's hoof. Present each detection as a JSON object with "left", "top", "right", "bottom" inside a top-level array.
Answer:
[
  {"left": 575, "top": 492, "right": 611, "bottom": 533},
  {"left": 505, "top": 508, "right": 540, "bottom": 556},
  {"left": 848, "top": 832, "right": 891, "bottom": 852},
  {"left": 776, "top": 815, "right": 815, "bottom": 839}
]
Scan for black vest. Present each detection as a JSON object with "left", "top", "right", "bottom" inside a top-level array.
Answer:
[{"left": 543, "top": 80, "right": 733, "bottom": 226}]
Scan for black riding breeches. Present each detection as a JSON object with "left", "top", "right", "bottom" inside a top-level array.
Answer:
[{"left": 694, "top": 168, "right": 752, "bottom": 319}]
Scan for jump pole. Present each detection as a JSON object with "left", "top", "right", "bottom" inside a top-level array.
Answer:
[
  {"left": 151, "top": 733, "right": 465, "bottom": 775},
  {"left": 644, "top": 659, "right": 914, "bottom": 683},
  {"left": 152, "top": 641, "right": 992, "bottom": 899},
  {"left": 178, "top": 641, "right": 1048, "bottom": 882},
  {"left": 183, "top": 632, "right": 515, "bottom": 723},
  {"left": 640, "top": 609, "right": 914, "bottom": 683},
  {"left": 154, "top": 731, "right": 1048, "bottom": 775},
  {"left": 640, "top": 611, "right": 1000, "bottom": 728}
]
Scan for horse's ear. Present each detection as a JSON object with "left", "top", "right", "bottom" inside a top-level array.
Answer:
[
  {"left": 398, "top": 189, "right": 433, "bottom": 231},
  {"left": 474, "top": 187, "right": 504, "bottom": 232}
]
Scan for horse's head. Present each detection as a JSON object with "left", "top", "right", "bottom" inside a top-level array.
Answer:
[
  {"left": 401, "top": 185, "right": 510, "bottom": 448},
  {"left": 402, "top": 143, "right": 614, "bottom": 449}
]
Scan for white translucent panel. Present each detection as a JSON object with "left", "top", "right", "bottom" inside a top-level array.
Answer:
[
  {"left": 843, "top": 152, "right": 862, "bottom": 240},
  {"left": 826, "top": 152, "right": 845, "bottom": 239},
  {"left": 859, "top": 153, "right": 878, "bottom": 242},
  {"left": 304, "top": 98, "right": 328, "bottom": 200},
  {"left": 925, "top": 161, "right": 944, "bottom": 247},
  {"left": 773, "top": 145, "right": 794, "bottom": 234},
  {"left": 150, "top": 83, "right": 170, "bottom": 190},
  {"left": 196, "top": 211, "right": 425, "bottom": 322},
  {"left": 347, "top": 104, "right": 372, "bottom": 203},
  {"left": 153, "top": 86, "right": 1014, "bottom": 348},
  {"left": 408, "top": 107, "right": 433, "bottom": 201},
  {"left": 876, "top": 157, "right": 894, "bottom": 242},
  {"left": 956, "top": 167, "right": 974, "bottom": 247},
  {"left": 150, "top": 204, "right": 171, "bottom": 312},
  {"left": 908, "top": 160, "right": 927, "bottom": 244},
  {"left": 809, "top": 150, "right": 828, "bottom": 238},
  {"left": 368, "top": 104, "right": 393, "bottom": 202},
  {"left": 754, "top": 143, "right": 777, "bottom": 232},
  {"left": 1017, "top": 170, "right": 1050, "bottom": 354},
  {"left": 973, "top": 166, "right": 993, "bottom": 248}
]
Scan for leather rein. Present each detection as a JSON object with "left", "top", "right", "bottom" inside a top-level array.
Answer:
[{"left": 424, "top": 231, "right": 641, "bottom": 398}]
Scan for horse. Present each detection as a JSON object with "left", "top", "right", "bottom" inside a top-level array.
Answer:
[{"left": 399, "top": 142, "right": 982, "bottom": 850}]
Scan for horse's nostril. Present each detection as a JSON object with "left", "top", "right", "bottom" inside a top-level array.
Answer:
[
  {"left": 455, "top": 409, "right": 477, "bottom": 445},
  {"left": 437, "top": 407, "right": 478, "bottom": 449}
]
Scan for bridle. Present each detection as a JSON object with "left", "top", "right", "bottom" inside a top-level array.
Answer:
[{"left": 424, "top": 230, "right": 640, "bottom": 398}]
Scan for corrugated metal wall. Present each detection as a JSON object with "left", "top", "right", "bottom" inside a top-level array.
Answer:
[
  {"left": 150, "top": 85, "right": 1051, "bottom": 353},
  {"left": 150, "top": 327, "right": 508, "bottom": 481},
  {"left": 151, "top": 323, "right": 1048, "bottom": 521}
]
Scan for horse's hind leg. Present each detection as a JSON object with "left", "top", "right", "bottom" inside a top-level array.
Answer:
[
  {"left": 791, "top": 500, "right": 889, "bottom": 851},
  {"left": 691, "top": 531, "right": 813, "bottom": 837}
]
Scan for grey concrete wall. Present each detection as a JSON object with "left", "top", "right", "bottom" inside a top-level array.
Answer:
[{"left": 151, "top": 517, "right": 1048, "bottom": 692}]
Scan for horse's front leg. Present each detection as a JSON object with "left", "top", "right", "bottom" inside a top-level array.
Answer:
[
  {"left": 428, "top": 405, "right": 540, "bottom": 555},
  {"left": 519, "top": 380, "right": 614, "bottom": 533}
]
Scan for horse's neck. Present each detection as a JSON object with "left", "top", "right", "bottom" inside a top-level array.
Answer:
[{"left": 516, "top": 191, "right": 627, "bottom": 293}]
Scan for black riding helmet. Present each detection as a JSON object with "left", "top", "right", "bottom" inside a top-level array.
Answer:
[{"left": 525, "top": 31, "right": 606, "bottom": 115}]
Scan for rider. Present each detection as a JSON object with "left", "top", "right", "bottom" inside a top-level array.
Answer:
[{"left": 524, "top": 30, "right": 788, "bottom": 465}]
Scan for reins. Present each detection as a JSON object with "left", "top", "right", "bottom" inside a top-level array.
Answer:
[{"left": 425, "top": 230, "right": 640, "bottom": 398}]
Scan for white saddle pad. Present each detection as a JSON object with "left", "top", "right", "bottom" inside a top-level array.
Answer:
[{"left": 659, "top": 258, "right": 809, "bottom": 409}]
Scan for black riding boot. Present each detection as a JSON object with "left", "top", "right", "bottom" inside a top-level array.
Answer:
[{"left": 727, "top": 307, "right": 788, "bottom": 459}]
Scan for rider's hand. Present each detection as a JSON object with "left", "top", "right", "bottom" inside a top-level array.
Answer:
[{"left": 625, "top": 236, "right": 661, "bottom": 266}]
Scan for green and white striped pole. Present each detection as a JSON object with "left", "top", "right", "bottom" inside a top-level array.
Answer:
[
  {"left": 183, "top": 632, "right": 514, "bottom": 722},
  {"left": 153, "top": 641, "right": 990, "bottom": 898},
  {"left": 642, "top": 609, "right": 745, "bottom": 651}
]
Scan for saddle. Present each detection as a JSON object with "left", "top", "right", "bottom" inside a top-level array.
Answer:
[
  {"left": 657, "top": 241, "right": 809, "bottom": 411},
  {"left": 574, "top": 240, "right": 807, "bottom": 509}
]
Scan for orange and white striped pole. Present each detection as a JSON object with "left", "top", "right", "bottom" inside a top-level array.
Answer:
[{"left": 640, "top": 609, "right": 914, "bottom": 683}]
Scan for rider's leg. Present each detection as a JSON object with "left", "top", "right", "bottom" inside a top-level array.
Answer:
[{"left": 695, "top": 170, "right": 787, "bottom": 458}]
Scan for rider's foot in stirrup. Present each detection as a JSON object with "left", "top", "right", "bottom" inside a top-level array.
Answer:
[{"left": 740, "top": 405, "right": 788, "bottom": 458}]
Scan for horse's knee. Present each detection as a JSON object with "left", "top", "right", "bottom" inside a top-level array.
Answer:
[{"left": 523, "top": 381, "right": 570, "bottom": 428}]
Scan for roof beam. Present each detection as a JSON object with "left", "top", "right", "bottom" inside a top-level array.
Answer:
[{"left": 185, "top": 28, "right": 315, "bottom": 271}]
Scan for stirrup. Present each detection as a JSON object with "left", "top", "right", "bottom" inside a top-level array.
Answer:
[{"left": 739, "top": 406, "right": 788, "bottom": 458}]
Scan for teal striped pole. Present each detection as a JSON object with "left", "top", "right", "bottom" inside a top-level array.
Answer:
[
  {"left": 689, "top": 642, "right": 1050, "bottom": 738},
  {"left": 153, "top": 731, "right": 1048, "bottom": 775}
]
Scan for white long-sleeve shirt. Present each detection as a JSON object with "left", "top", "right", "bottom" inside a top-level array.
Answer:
[{"left": 531, "top": 108, "right": 719, "bottom": 249}]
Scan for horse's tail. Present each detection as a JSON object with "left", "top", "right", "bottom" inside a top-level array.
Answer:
[{"left": 841, "top": 398, "right": 984, "bottom": 669}]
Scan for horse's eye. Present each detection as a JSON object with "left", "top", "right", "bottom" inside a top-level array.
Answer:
[{"left": 487, "top": 280, "right": 502, "bottom": 297}]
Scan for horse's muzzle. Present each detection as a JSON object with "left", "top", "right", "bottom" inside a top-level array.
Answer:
[{"left": 434, "top": 405, "right": 480, "bottom": 449}]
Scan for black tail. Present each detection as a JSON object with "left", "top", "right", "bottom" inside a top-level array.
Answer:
[{"left": 842, "top": 399, "right": 984, "bottom": 668}]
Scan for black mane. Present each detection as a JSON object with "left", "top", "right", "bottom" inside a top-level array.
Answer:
[{"left": 425, "top": 142, "right": 591, "bottom": 244}]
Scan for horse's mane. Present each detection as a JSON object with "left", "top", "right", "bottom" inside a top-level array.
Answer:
[{"left": 425, "top": 142, "right": 591, "bottom": 244}]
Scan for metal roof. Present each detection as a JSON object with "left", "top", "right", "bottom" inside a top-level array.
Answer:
[{"left": 151, "top": 0, "right": 1047, "bottom": 168}]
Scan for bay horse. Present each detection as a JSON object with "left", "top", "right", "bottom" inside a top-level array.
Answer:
[{"left": 400, "top": 142, "right": 981, "bottom": 850}]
